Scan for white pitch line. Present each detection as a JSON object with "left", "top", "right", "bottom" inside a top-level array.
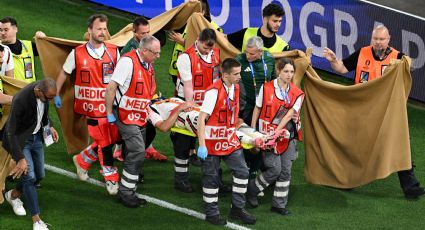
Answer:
[
  {"left": 44, "top": 164, "right": 251, "bottom": 230},
  {"left": 359, "top": 0, "right": 425, "bottom": 21}
]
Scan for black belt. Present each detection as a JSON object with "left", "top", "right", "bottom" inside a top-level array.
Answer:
[{"left": 87, "top": 118, "right": 99, "bottom": 126}]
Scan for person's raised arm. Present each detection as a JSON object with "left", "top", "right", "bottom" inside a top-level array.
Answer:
[{"left": 323, "top": 47, "right": 349, "bottom": 74}]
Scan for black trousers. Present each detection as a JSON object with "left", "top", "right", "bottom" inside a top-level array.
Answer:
[{"left": 398, "top": 162, "right": 421, "bottom": 193}]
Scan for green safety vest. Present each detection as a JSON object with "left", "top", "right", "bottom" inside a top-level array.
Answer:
[
  {"left": 168, "top": 21, "right": 223, "bottom": 77},
  {"left": 12, "top": 40, "right": 37, "bottom": 83},
  {"left": 241, "top": 28, "right": 288, "bottom": 53}
]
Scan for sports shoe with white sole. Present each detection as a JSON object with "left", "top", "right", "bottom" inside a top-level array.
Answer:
[
  {"left": 73, "top": 155, "right": 89, "bottom": 181},
  {"left": 106, "top": 181, "right": 119, "bottom": 195},
  {"left": 5, "top": 190, "right": 26, "bottom": 216},
  {"left": 33, "top": 220, "right": 50, "bottom": 230}
]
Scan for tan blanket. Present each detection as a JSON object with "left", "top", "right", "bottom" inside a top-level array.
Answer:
[{"left": 303, "top": 56, "right": 412, "bottom": 188}]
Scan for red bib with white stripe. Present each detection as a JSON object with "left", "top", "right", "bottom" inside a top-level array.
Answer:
[
  {"left": 259, "top": 81, "right": 304, "bottom": 154},
  {"left": 205, "top": 80, "right": 241, "bottom": 156},
  {"left": 74, "top": 42, "right": 118, "bottom": 118},
  {"left": 117, "top": 50, "right": 154, "bottom": 126}
]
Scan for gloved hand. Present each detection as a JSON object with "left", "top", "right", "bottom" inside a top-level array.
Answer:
[
  {"left": 197, "top": 146, "right": 208, "bottom": 160},
  {"left": 107, "top": 114, "right": 116, "bottom": 123},
  {"left": 54, "top": 95, "right": 62, "bottom": 108}
]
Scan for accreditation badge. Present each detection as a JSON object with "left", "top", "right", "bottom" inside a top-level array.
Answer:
[
  {"left": 42, "top": 125, "right": 54, "bottom": 147},
  {"left": 102, "top": 62, "right": 114, "bottom": 84},
  {"left": 23, "top": 57, "right": 33, "bottom": 79}
]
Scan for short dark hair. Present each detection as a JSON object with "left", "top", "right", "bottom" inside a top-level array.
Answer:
[
  {"left": 263, "top": 3, "right": 284, "bottom": 18},
  {"left": 221, "top": 58, "right": 241, "bottom": 74},
  {"left": 198, "top": 28, "right": 216, "bottom": 47},
  {"left": 37, "top": 78, "right": 57, "bottom": 93},
  {"left": 133, "top": 16, "right": 149, "bottom": 31},
  {"left": 0, "top": 17, "right": 18, "bottom": 27},
  {"left": 87, "top": 14, "right": 108, "bottom": 28},
  {"left": 276, "top": 58, "right": 295, "bottom": 72}
]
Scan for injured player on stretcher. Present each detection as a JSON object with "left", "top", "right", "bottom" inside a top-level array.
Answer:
[{"left": 148, "top": 97, "right": 289, "bottom": 150}]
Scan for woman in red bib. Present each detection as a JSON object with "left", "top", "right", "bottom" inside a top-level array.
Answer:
[{"left": 247, "top": 58, "right": 304, "bottom": 216}]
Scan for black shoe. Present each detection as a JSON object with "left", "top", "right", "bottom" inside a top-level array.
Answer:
[
  {"left": 246, "top": 194, "right": 258, "bottom": 208},
  {"left": 175, "top": 181, "right": 194, "bottom": 193},
  {"left": 206, "top": 214, "right": 227, "bottom": 225},
  {"left": 118, "top": 191, "right": 147, "bottom": 208},
  {"left": 404, "top": 187, "right": 425, "bottom": 200},
  {"left": 229, "top": 207, "right": 256, "bottom": 224},
  {"left": 189, "top": 154, "right": 202, "bottom": 167},
  {"left": 271, "top": 206, "right": 291, "bottom": 216}
]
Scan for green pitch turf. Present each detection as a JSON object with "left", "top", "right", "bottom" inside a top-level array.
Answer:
[{"left": 1, "top": 0, "right": 425, "bottom": 229}]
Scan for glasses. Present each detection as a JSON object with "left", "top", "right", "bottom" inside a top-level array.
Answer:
[{"left": 146, "top": 48, "right": 160, "bottom": 56}]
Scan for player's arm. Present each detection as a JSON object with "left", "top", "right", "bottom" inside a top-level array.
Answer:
[{"left": 154, "top": 102, "right": 195, "bottom": 132}]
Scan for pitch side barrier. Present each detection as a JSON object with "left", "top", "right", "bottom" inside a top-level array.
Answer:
[{"left": 89, "top": 0, "right": 425, "bottom": 103}]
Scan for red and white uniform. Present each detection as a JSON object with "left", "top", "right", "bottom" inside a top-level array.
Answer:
[
  {"left": 176, "top": 43, "right": 220, "bottom": 105},
  {"left": 257, "top": 80, "right": 304, "bottom": 153},
  {"left": 201, "top": 80, "right": 241, "bottom": 156},
  {"left": 74, "top": 43, "right": 118, "bottom": 118},
  {"left": 116, "top": 49, "right": 154, "bottom": 127},
  {"left": 63, "top": 42, "right": 121, "bottom": 181}
]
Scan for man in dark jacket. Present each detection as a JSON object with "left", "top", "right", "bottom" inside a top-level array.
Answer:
[{"left": 3, "top": 78, "right": 59, "bottom": 230}]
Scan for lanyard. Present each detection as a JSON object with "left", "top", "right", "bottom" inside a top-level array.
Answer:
[
  {"left": 21, "top": 40, "right": 29, "bottom": 54},
  {"left": 248, "top": 55, "right": 268, "bottom": 88},
  {"left": 16, "top": 40, "right": 31, "bottom": 58},
  {"left": 222, "top": 80, "right": 232, "bottom": 111},
  {"left": 87, "top": 42, "right": 115, "bottom": 67},
  {"left": 278, "top": 81, "right": 290, "bottom": 105},
  {"left": 136, "top": 49, "right": 148, "bottom": 68}
]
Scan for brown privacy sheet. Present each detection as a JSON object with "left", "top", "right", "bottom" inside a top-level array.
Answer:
[
  {"left": 35, "top": 2, "right": 201, "bottom": 154},
  {"left": 0, "top": 76, "right": 27, "bottom": 203},
  {"left": 303, "top": 56, "right": 412, "bottom": 188}
]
